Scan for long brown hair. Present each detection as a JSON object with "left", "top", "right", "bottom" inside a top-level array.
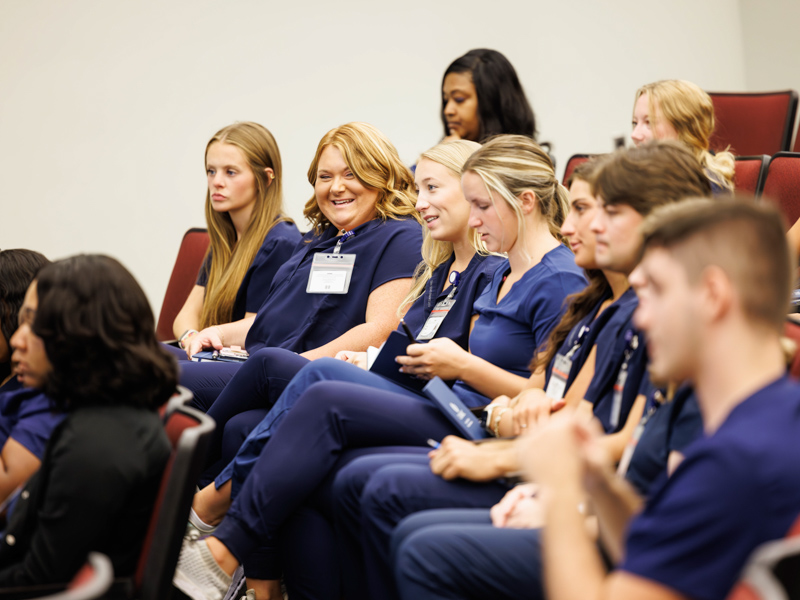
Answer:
[{"left": 201, "top": 122, "right": 292, "bottom": 329}]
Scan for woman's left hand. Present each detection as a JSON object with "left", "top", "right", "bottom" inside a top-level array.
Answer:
[{"left": 395, "top": 338, "right": 469, "bottom": 381}]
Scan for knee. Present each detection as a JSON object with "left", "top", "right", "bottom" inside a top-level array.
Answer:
[{"left": 332, "top": 457, "right": 379, "bottom": 515}]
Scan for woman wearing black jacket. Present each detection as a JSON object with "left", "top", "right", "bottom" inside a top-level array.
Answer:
[{"left": 0, "top": 254, "right": 177, "bottom": 587}]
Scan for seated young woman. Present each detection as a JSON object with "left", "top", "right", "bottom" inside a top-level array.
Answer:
[
  {"left": 631, "top": 79, "right": 735, "bottom": 194},
  {"left": 173, "top": 134, "right": 588, "bottom": 600},
  {"left": 0, "top": 249, "right": 65, "bottom": 511},
  {"left": 179, "top": 122, "right": 423, "bottom": 410},
  {"left": 0, "top": 254, "right": 176, "bottom": 588},
  {"left": 172, "top": 122, "right": 300, "bottom": 355},
  {"left": 192, "top": 139, "right": 503, "bottom": 487},
  {"left": 439, "top": 48, "right": 542, "bottom": 145}
]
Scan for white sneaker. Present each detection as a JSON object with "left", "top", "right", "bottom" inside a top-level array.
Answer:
[
  {"left": 241, "top": 590, "right": 256, "bottom": 600},
  {"left": 173, "top": 534, "right": 232, "bottom": 600}
]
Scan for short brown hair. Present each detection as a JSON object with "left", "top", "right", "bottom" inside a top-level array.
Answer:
[
  {"left": 593, "top": 141, "right": 712, "bottom": 215},
  {"left": 641, "top": 198, "right": 791, "bottom": 331}
]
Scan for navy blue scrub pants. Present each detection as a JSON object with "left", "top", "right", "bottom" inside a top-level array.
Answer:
[
  {"left": 392, "top": 509, "right": 545, "bottom": 600},
  {"left": 213, "top": 356, "right": 429, "bottom": 497},
  {"left": 333, "top": 455, "right": 512, "bottom": 600},
  {"left": 211, "top": 380, "right": 462, "bottom": 580},
  {"left": 178, "top": 347, "right": 310, "bottom": 485}
]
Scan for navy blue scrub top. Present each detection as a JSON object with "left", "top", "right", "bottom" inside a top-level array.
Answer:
[
  {"left": 402, "top": 253, "right": 504, "bottom": 350},
  {"left": 454, "top": 245, "right": 587, "bottom": 407},
  {"left": 197, "top": 220, "right": 302, "bottom": 321},
  {"left": 543, "top": 288, "right": 612, "bottom": 391},
  {"left": 621, "top": 376, "right": 800, "bottom": 600},
  {"left": 245, "top": 217, "right": 423, "bottom": 354},
  {"left": 625, "top": 385, "right": 703, "bottom": 497},
  {"left": 0, "top": 387, "right": 65, "bottom": 460},
  {"left": 584, "top": 287, "right": 646, "bottom": 433}
]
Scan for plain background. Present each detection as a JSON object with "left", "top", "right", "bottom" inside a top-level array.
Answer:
[{"left": 2, "top": 0, "right": 798, "bottom": 313}]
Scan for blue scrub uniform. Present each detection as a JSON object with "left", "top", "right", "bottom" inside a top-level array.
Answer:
[
  {"left": 246, "top": 218, "right": 423, "bottom": 354},
  {"left": 0, "top": 387, "right": 65, "bottom": 462},
  {"left": 179, "top": 217, "right": 422, "bottom": 407},
  {"left": 624, "top": 385, "right": 702, "bottom": 497},
  {"left": 583, "top": 288, "right": 646, "bottom": 433},
  {"left": 456, "top": 246, "right": 587, "bottom": 405},
  {"left": 622, "top": 375, "right": 800, "bottom": 600},
  {"left": 209, "top": 248, "right": 585, "bottom": 581},
  {"left": 196, "top": 220, "right": 302, "bottom": 321},
  {"left": 388, "top": 385, "right": 701, "bottom": 600},
  {"left": 197, "top": 253, "right": 501, "bottom": 489}
]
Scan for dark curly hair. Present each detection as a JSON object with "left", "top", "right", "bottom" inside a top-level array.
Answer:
[
  {"left": 33, "top": 255, "right": 177, "bottom": 410},
  {"left": 0, "top": 249, "right": 50, "bottom": 381}
]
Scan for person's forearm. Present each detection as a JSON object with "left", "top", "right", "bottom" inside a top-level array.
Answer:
[
  {"left": 542, "top": 484, "right": 607, "bottom": 600},
  {"left": 458, "top": 354, "right": 531, "bottom": 399},
  {"left": 220, "top": 316, "right": 256, "bottom": 349},
  {"left": 173, "top": 314, "right": 199, "bottom": 340},
  {"left": 301, "top": 321, "right": 396, "bottom": 361},
  {"left": 589, "top": 471, "right": 643, "bottom": 564}
]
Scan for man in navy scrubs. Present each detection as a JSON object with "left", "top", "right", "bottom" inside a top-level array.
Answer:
[{"left": 521, "top": 199, "right": 800, "bottom": 600}]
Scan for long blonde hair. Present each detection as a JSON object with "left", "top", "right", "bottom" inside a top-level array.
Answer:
[
  {"left": 398, "top": 140, "right": 484, "bottom": 315},
  {"left": 201, "top": 122, "right": 292, "bottom": 329},
  {"left": 635, "top": 80, "right": 735, "bottom": 191},
  {"left": 304, "top": 122, "right": 420, "bottom": 234},
  {"left": 462, "top": 135, "right": 570, "bottom": 260}
]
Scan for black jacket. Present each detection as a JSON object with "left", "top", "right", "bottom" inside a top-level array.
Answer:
[{"left": 0, "top": 404, "right": 169, "bottom": 586}]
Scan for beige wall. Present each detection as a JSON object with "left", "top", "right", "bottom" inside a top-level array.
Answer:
[
  {"left": 739, "top": 0, "right": 800, "bottom": 148},
  {"left": 0, "top": 0, "right": 749, "bottom": 312}
]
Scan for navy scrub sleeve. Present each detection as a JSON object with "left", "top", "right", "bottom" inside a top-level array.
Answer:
[
  {"left": 0, "top": 388, "right": 65, "bottom": 461},
  {"left": 621, "top": 376, "right": 800, "bottom": 600},
  {"left": 454, "top": 245, "right": 587, "bottom": 406},
  {"left": 582, "top": 288, "right": 646, "bottom": 433},
  {"left": 196, "top": 220, "right": 302, "bottom": 321},
  {"left": 402, "top": 253, "right": 503, "bottom": 350},
  {"left": 245, "top": 218, "right": 423, "bottom": 354},
  {"left": 624, "top": 385, "right": 703, "bottom": 497}
]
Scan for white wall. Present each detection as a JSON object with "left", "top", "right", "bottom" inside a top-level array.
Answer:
[
  {"left": 0, "top": 0, "right": 747, "bottom": 313},
  {"left": 739, "top": 0, "right": 800, "bottom": 147}
]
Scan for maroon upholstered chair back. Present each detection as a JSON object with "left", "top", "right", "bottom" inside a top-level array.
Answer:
[
  {"left": 155, "top": 228, "right": 210, "bottom": 341},
  {"left": 561, "top": 154, "right": 593, "bottom": 185},
  {"left": 761, "top": 152, "right": 800, "bottom": 230},
  {"left": 709, "top": 91, "right": 798, "bottom": 156},
  {"left": 733, "top": 155, "right": 770, "bottom": 197}
]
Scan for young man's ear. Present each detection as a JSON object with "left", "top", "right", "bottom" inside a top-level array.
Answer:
[
  {"left": 265, "top": 167, "right": 275, "bottom": 186},
  {"left": 700, "top": 265, "right": 733, "bottom": 323}
]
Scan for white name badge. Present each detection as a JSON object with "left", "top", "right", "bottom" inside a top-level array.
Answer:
[
  {"left": 416, "top": 297, "right": 456, "bottom": 341},
  {"left": 545, "top": 353, "right": 573, "bottom": 401},
  {"left": 306, "top": 253, "right": 356, "bottom": 294}
]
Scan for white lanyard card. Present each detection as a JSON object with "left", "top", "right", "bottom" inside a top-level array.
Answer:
[{"left": 307, "top": 253, "right": 356, "bottom": 294}]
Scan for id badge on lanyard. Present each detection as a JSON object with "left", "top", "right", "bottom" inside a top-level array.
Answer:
[
  {"left": 306, "top": 230, "right": 356, "bottom": 294},
  {"left": 417, "top": 297, "right": 455, "bottom": 340},
  {"left": 417, "top": 271, "right": 461, "bottom": 341},
  {"left": 610, "top": 330, "right": 639, "bottom": 430},
  {"left": 545, "top": 325, "right": 589, "bottom": 401},
  {"left": 616, "top": 390, "right": 662, "bottom": 477}
]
